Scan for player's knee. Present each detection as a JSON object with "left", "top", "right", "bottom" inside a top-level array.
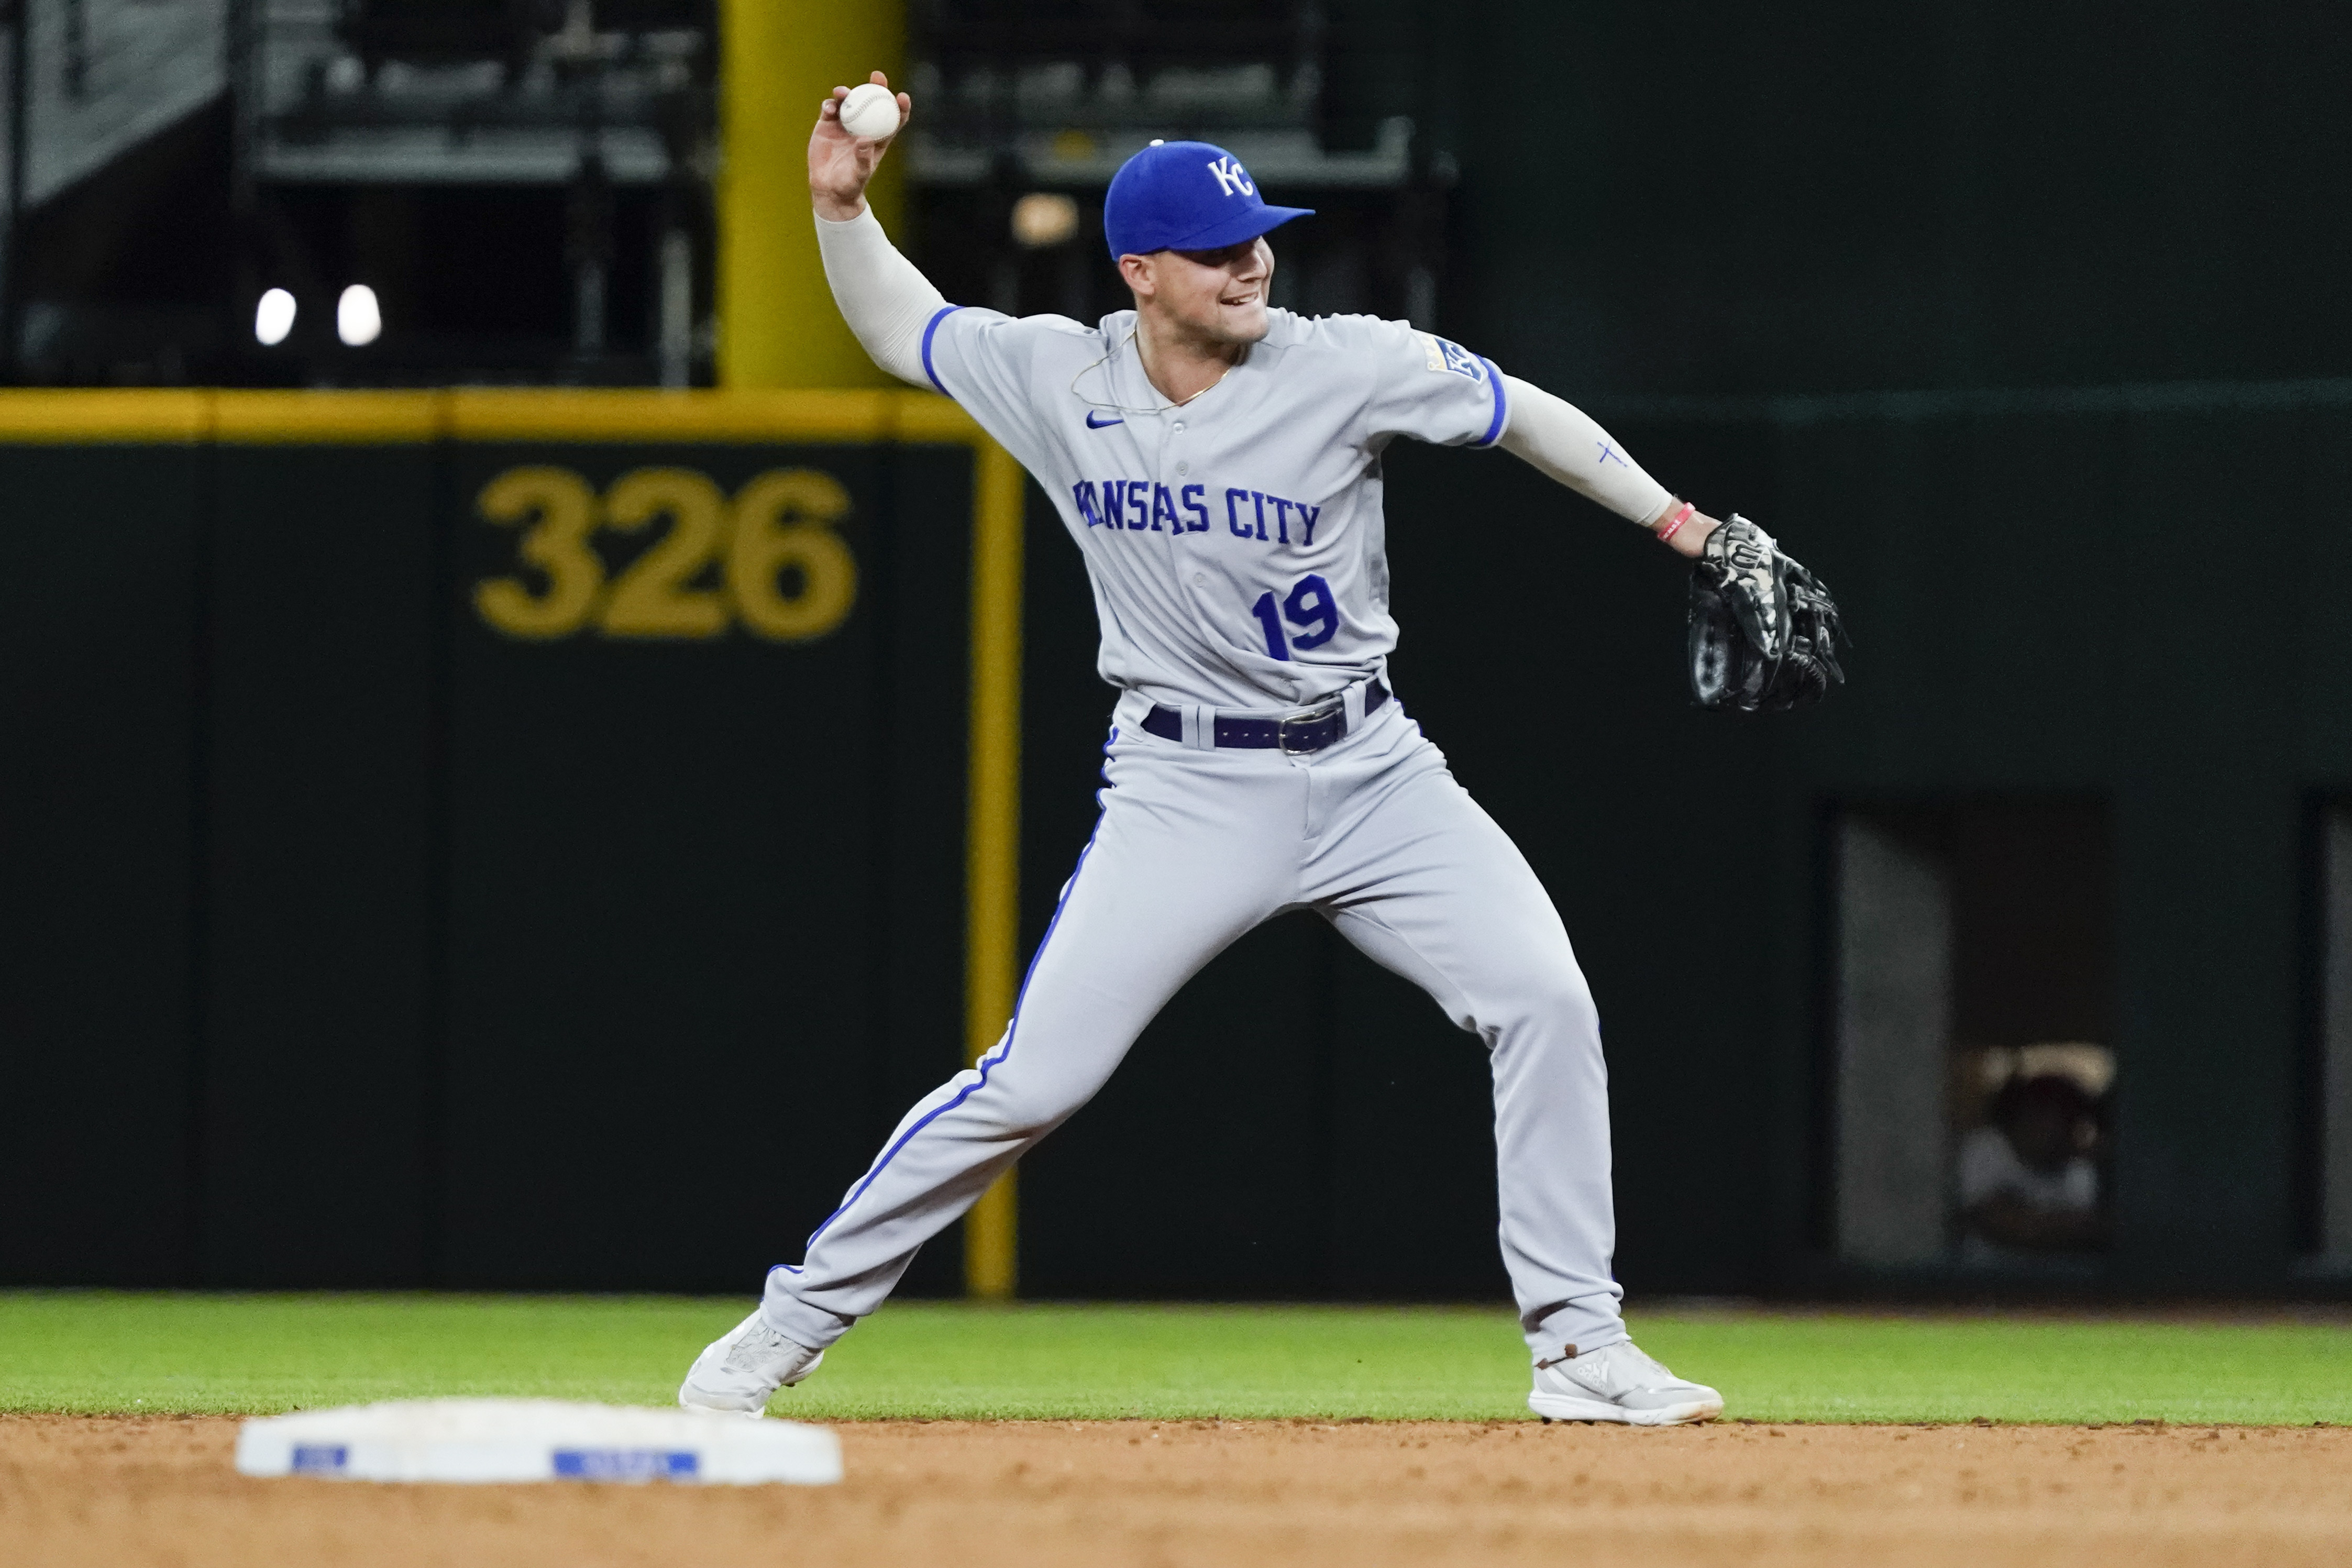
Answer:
[
  {"left": 1507, "top": 963, "right": 1599, "bottom": 1036},
  {"left": 974, "top": 1073, "right": 1104, "bottom": 1139}
]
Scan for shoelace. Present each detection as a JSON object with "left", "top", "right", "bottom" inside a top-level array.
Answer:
[{"left": 720, "top": 1322, "right": 799, "bottom": 1375}]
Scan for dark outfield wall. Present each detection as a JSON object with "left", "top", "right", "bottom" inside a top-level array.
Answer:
[
  {"left": 0, "top": 433, "right": 972, "bottom": 1293},
  {"left": 1, "top": 392, "right": 2346, "bottom": 1296}
]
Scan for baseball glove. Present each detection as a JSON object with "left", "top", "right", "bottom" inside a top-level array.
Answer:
[{"left": 1687, "top": 514, "right": 1847, "bottom": 712}]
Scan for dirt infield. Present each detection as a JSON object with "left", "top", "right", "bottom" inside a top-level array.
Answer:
[{"left": 6, "top": 1414, "right": 2348, "bottom": 1567}]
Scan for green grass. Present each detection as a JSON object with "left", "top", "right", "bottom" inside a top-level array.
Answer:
[{"left": 2, "top": 1293, "right": 2346, "bottom": 1425}]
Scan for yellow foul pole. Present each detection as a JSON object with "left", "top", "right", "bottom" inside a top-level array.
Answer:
[
  {"left": 716, "top": 0, "right": 905, "bottom": 388},
  {"left": 962, "top": 442, "right": 1025, "bottom": 1302}
]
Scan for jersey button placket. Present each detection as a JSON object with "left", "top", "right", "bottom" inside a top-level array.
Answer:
[{"left": 1168, "top": 418, "right": 1205, "bottom": 591}]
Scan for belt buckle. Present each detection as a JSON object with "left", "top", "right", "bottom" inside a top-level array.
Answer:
[{"left": 1278, "top": 700, "right": 1342, "bottom": 756}]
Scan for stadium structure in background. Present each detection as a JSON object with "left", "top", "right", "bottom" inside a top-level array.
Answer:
[
  {"left": 0, "top": 0, "right": 719, "bottom": 386},
  {"left": 0, "top": 0, "right": 2348, "bottom": 1305},
  {"left": 0, "top": 0, "right": 1444, "bottom": 388}
]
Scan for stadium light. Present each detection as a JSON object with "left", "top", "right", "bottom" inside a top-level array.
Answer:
[
  {"left": 337, "top": 284, "right": 382, "bottom": 347},
  {"left": 1010, "top": 192, "right": 1080, "bottom": 249},
  {"left": 253, "top": 289, "right": 296, "bottom": 346}
]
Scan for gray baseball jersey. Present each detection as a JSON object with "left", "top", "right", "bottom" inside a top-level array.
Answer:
[{"left": 918, "top": 305, "right": 1509, "bottom": 711}]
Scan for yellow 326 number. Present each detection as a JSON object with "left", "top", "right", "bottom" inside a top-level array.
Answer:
[{"left": 472, "top": 465, "right": 858, "bottom": 643}]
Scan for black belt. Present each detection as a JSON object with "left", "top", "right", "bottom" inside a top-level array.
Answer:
[{"left": 1141, "top": 678, "right": 1388, "bottom": 755}]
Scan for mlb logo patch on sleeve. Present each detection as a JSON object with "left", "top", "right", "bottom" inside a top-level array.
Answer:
[{"left": 1419, "top": 333, "right": 1486, "bottom": 382}]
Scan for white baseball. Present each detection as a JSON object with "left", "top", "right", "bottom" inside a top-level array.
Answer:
[{"left": 838, "top": 83, "right": 901, "bottom": 140}]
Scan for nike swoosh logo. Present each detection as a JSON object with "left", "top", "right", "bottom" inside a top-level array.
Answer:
[{"left": 1085, "top": 411, "right": 1124, "bottom": 429}]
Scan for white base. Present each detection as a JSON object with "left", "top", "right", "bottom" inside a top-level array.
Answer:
[{"left": 234, "top": 1398, "right": 842, "bottom": 1485}]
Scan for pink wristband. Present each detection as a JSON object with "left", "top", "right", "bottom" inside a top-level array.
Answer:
[{"left": 1655, "top": 502, "right": 1693, "bottom": 544}]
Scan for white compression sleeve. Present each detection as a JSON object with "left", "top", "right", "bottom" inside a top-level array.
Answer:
[
  {"left": 1497, "top": 374, "right": 1675, "bottom": 527},
  {"left": 813, "top": 205, "right": 947, "bottom": 387}
]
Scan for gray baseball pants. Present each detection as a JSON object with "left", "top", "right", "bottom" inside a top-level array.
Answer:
[{"left": 763, "top": 693, "right": 1626, "bottom": 1363}]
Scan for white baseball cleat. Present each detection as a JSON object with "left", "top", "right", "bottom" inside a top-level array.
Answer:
[
  {"left": 1528, "top": 1340, "right": 1723, "bottom": 1426},
  {"left": 677, "top": 1309, "right": 825, "bottom": 1417}
]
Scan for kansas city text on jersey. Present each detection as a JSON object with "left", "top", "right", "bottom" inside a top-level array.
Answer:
[{"left": 1071, "top": 480, "right": 1323, "bottom": 546}]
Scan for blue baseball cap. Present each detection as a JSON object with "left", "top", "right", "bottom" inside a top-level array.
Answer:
[{"left": 1102, "top": 140, "right": 1315, "bottom": 260}]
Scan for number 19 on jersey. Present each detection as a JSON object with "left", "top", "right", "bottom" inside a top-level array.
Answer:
[{"left": 1249, "top": 572, "right": 1339, "bottom": 661}]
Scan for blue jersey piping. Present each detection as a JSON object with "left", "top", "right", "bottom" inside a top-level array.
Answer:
[
  {"left": 1476, "top": 357, "right": 1508, "bottom": 447},
  {"left": 920, "top": 305, "right": 962, "bottom": 396}
]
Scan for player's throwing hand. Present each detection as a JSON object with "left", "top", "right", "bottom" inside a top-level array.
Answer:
[{"left": 811, "top": 72, "right": 910, "bottom": 222}]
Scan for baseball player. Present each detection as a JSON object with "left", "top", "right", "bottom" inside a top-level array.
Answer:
[{"left": 683, "top": 73, "right": 1839, "bottom": 1426}]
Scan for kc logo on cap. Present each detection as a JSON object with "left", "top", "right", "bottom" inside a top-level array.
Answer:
[{"left": 1204, "top": 156, "right": 1256, "bottom": 198}]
